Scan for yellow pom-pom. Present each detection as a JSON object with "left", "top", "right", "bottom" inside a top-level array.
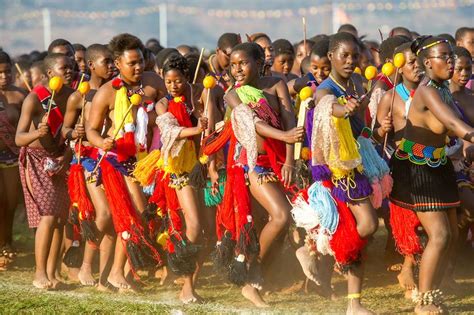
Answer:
[
  {"left": 299, "top": 86, "right": 313, "bottom": 101},
  {"left": 157, "top": 231, "right": 169, "bottom": 248},
  {"left": 301, "top": 147, "right": 311, "bottom": 161},
  {"left": 203, "top": 75, "right": 217, "bottom": 89},
  {"left": 78, "top": 211, "right": 83, "bottom": 221},
  {"left": 130, "top": 93, "right": 142, "bottom": 106},
  {"left": 49, "top": 76, "right": 63, "bottom": 92},
  {"left": 382, "top": 62, "right": 395, "bottom": 77},
  {"left": 354, "top": 67, "right": 362, "bottom": 75},
  {"left": 199, "top": 154, "right": 209, "bottom": 164},
  {"left": 78, "top": 81, "right": 90, "bottom": 95},
  {"left": 393, "top": 52, "right": 406, "bottom": 68},
  {"left": 364, "top": 65, "right": 377, "bottom": 81}
]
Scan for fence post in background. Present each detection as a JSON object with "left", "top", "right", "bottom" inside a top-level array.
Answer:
[
  {"left": 159, "top": 3, "right": 168, "bottom": 47},
  {"left": 42, "top": 8, "right": 51, "bottom": 50}
]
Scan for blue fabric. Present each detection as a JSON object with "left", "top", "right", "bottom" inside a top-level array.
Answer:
[{"left": 317, "top": 77, "right": 365, "bottom": 137}]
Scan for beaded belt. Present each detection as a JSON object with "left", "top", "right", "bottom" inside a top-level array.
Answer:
[{"left": 395, "top": 138, "right": 447, "bottom": 167}]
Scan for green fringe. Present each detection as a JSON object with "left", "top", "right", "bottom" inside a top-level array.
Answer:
[{"left": 204, "top": 170, "right": 227, "bottom": 207}]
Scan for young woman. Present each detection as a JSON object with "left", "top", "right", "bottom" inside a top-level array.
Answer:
[
  {"left": 154, "top": 54, "right": 208, "bottom": 304},
  {"left": 292, "top": 32, "right": 380, "bottom": 315},
  {"left": 390, "top": 36, "right": 474, "bottom": 314},
  {"left": 374, "top": 42, "right": 423, "bottom": 299},
  {"left": 204, "top": 42, "right": 303, "bottom": 307}
]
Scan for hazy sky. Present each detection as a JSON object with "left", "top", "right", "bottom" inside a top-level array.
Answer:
[{"left": 1, "top": 0, "right": 473, "bottom": 55}]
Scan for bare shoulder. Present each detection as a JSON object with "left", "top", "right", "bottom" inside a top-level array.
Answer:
[
  {"left": 22, "top": 91, "right": 41, "bottom": 113},
  {"left": 156, "top": 95, "right": 169, "bottom": 114},
  {"left": 143, "top": 71, "right": 164, "bottom": 89},
  {"left": 315, "top": 86, "right": 332, "bottom": 103},
  {"left": 67, "top": 90, "right": 83, "bottom": 108},
  {"left": 260, "top": 75, "right": 284, "bottom": 89},
  {"left": 6, "top": 85, "right": 27, "bottom": 103}
]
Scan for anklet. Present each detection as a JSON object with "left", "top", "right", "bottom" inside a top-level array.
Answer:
[
  {"left": 347, "top": 293, "right": 361, "bottom": 299},
  {"left": 413, "top": 289, "right": 444, "bottom": 306}
]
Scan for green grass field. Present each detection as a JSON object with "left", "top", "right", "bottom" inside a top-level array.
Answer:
[{"left": 1, "top": 207, "right": 474, "bottom": 314}]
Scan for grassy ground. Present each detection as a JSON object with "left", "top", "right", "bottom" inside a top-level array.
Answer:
[{"left": 1, "top": 207, "right": 474, "bottom": 314}]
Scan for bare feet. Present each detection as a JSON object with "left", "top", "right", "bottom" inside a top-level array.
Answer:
[
  {"left": 78, "top": 264, "right": 97, "bottom": 286},
  {"left": 296, "top": 246, "right": 320, "bottom": 285},
  {"left": 107, "top": 272, "right": 132, "bottom": 291},
  {"left": 33, "top": 271, "right": 52, "bottom": 289},
  {"left": 67, "top": 267, "right": 80, "bottom": 282},
  {"left": 154, "top": 266, "right": 168, "bottom": 286},
  {"left": 397, "top": 266, "right": 417, "bottom": 299},
  {"left": 414, "top": 304, "right": 444, "bottom": 314},
  {"left": 49, "top": 277, "right": 66, "bottom": 290},
  {"left": 179, "top": 284, "right": 199, "bottom": 304},
  {"left": 242, "top": 285, "right": 269, "bottom": 308},
  {"left": 346, "top": 300, "right": 375, "bottom": 315}
]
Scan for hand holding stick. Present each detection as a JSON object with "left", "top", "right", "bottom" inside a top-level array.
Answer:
[
  {"left": 294, "top": 86, "right": 313, "bottom": 160},
  {"left": 382, "top": 53, "right": 406, "bottom": 157},
  {"left": 76, "top": 82, "right": 91, "bottom": 163},
  {"left": 91, "top": 94, "right": 142, "bottom": 174},
  {"left": 45, "top": 76, "right": 63, "bottom": 121}
]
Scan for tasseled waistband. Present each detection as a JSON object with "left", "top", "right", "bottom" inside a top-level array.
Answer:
[{"left": 396, "top": 138, "right": 446, "bottom": 166}]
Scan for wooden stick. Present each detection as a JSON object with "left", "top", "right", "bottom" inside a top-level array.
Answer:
[
  {"left": 192, "top": 48, "right": 205, "bottom": 85},
  {"left": 45, "top": 90, "right": 56, "bottom": 121},
  {"left": 77, "top": 73, "right": 85, "bottom": 90},
  {"left": 294, "top": 98, "right": 308, "bottom": 160},
  {"left": 302, "top": 17, "right": 308, "bottom": 57},
  {"left": 15, "top": 63, "right": 32, "bottom": 91},
  {"left": 76, "top": 95, "right": 86, "bottom": 164},
  {"left": 382, "top": 70, "right": 400, "bottom": 157},
  {"left": 91, "top": 104, "right": 135, "bottom": 173},
  {"left": 200, "top": 88, "right": 211, "bottom": 145}
]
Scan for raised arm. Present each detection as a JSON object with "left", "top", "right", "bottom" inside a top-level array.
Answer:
[
  {"left": 15, "top": 93, "right": 49, "bottom": 146},
  {"left": 314, "top": 88, "right": 359, "bottom": 118},
  {"left": 422, "top": 86, "right": 474, "bottom": 143},
  {"left": 224, "top": 88, "right": 303, "bottom": 143},
  {"left": 155, "top": 98, "right": 206, "bottom": 139}
]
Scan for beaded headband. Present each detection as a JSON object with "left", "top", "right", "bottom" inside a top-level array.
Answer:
[{"left": 416, "top": 39, "right": 449, "bottom": 56}]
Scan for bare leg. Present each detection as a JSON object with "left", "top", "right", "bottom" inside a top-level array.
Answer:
[
  {"left": 78, "top": 243, "right": 97, "bottom": 286},
  {"left": 107, "top": 237, "right": 130, "bottom": 290},
  {"left": 0, "top": 172, "right": 7, "bottom": 248},
  {"left": 47, "top": 219, "right": 65, "bottom": 289},
  {"left": 415, "top": 210, "right": 451, "bottom": 314},
  {"left": 25, "top": 163, "right": 54, "bottom": 289},
  {"left": 84, "top": 181, "right": 116, "bottom": 289},
  {"left": 439, "top": 208, "right": 459, "bottom": 290},
  {"left": 124, "top": 177, "right": 147, "bottom": 214},
  {"left": 33, "top": 216, "right": 55, "bottom": 289},
  {"left": 397, "top": 255, "right": 417, "bottom": 299},
  {"left": 346, "top": 200, "right": 378, "bottom": 315},
  {"left": 295, "top": 246, "right": 319, "bottom": 284},
  {"left": 1, "top": 167, "right": 21, "bottom": 249},
  {"left": 242, "top": 172, "right": 291, "bottom": 308},
  {"left": 176, "top": 185, "right": 201, "bottom": 303},
  {"left": 106, "top": 176, "right": 146, "bottom": 291}
]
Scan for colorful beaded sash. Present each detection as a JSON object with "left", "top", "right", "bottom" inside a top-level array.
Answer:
[{"left": 395, "top": 138, "right": 446, "bottom": 167}]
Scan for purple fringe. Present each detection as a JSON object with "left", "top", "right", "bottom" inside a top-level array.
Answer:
[
  {"left": 311, "top": 164, "right": 332, "bottom": 181},
  {"left": 332, "top": 170, "right": 373, "bottom": 203},
  {"left": 305, "top": 108, "right": 314, "bottom": 145}
]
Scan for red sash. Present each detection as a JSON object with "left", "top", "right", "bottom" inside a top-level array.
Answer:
[{"left": 33, "top": 85, "right": 64, "bottom": 138}]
